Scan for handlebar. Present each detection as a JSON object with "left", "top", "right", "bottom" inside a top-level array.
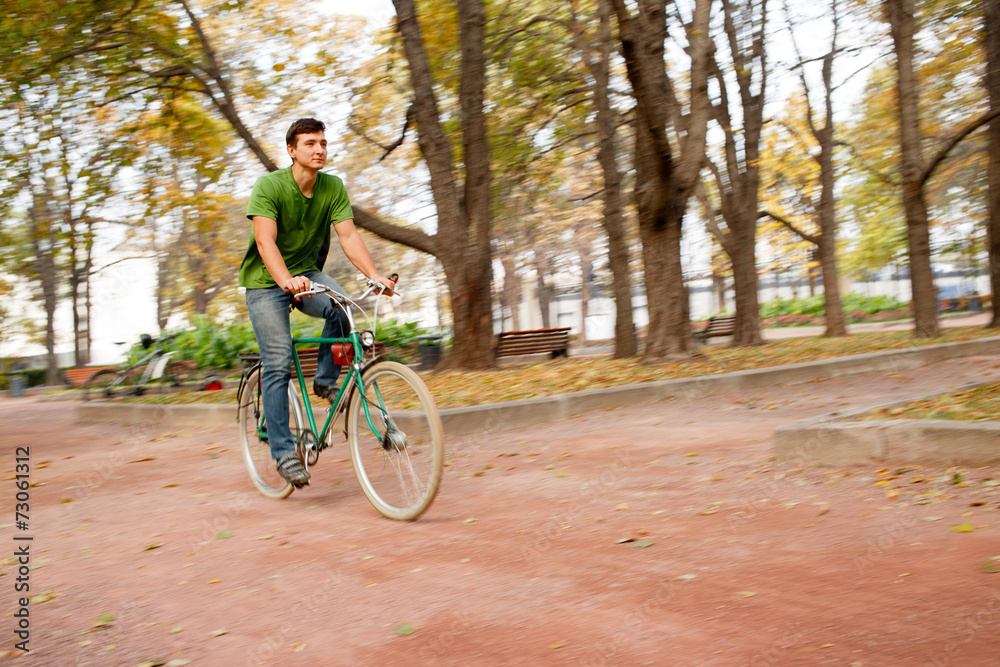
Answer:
[{"left": 293, "top": 274, "right": 399, "bottom": 302}]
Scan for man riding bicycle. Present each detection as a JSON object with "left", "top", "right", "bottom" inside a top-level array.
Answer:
[{"left": 239, "top": 118, "right": 395, "bottom": 488}]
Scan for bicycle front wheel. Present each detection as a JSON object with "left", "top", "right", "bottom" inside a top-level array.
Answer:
[
  {"left": 238, "top": 366, "right": 306, "bottom": 500},
  {"left": 84, "top": 368, "right": 120, "bottom": 401},
  {"left": 347, "top": 361, "right": 444, "bottom": 521}
]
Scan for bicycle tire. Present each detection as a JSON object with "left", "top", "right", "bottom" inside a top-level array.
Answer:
[
  {"left": 347, "top": 361, "right": 444, "bottom": 521},
  {"left": 239, "top": 366, "right": 306, "bottom": 500},
  {"left": 83, "top": 368, "right": 120, "bottom": 401},
  {"left": 163, "top": 359, "right": 197, "bottom": 386}
]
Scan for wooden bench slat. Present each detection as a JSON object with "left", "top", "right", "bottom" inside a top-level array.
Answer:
[
  {"left": 496, "top": 327, "right": 571, "bottom": 359},
  {"left": 695, "top": 316, "right": 735, "bottom": 341},
  {"left": 64, "top": 366, "right": 119, "bottom": 387}
]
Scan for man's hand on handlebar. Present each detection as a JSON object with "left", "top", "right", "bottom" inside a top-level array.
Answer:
[
  {"left": 369, "top": 272, "right": 398, "bottom": 296},
  {"left": 280, "top": 275, "right": 312, "bottom": 296}
]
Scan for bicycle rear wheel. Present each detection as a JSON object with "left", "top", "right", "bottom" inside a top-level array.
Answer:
[
  {"left": 238, "top": 366, "right": 306, "bottom": 499},
  {"left": 347, "top": 361, "right": 444, "bottom": 521}
]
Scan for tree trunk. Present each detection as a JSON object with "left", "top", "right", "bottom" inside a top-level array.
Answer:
[
  {"left": 578, "top": 0, "right": 637, "bottom": 357},
  {"left": 731, "top": 220, "right": 762, "bottom": 344},
  {"left": 886, "top": 0, "right": 939, "bottom": 337},
  {"left": 500, "top": 255, "right": 521, "bottom": 331},
  {"left": 533, "top": 246, "right": 554, "bottom": 329},
  {"left": 987, "top": 0, "right": 1000, "bottom": 328},
  {"left": 707, "top": 0, "right": 767, "bottom": 347},
  {"left": 29, "top": 191, "right": 61, "bottom": 386},
  {"left": 386, "top": 0, "right": 495, "bottom": 369},
  {"left": 814, "top": 36, "right": 847, "bottom": 336},
  {"left": 579, "top": 242, "right": 592, "bottom": 342},
  {"left": 613, "top": 0, "right": 714, "bottom": 361}
]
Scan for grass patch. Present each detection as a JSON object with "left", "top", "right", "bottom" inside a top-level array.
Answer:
[
  {"left": 116, "top": 326, "right": 1000, "bottom": 410},
  {"left": 862, "top": 381, "right": 1000, "bottom": 422}
]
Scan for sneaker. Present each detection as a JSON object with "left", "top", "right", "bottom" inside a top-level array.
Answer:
[
  {"left": 275, "top": 454, "right": 310, "bottom": 488},
  {"left": 313, "top": 381, "right": 338, "bottom": 404}
]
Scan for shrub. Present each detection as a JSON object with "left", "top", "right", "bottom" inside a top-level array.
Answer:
[{"left": 759, "top": 292, "right": 907, "bottom": 320}]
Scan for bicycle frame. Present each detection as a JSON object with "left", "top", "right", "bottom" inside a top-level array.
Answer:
[
  {"left": 243, "top": 280, "right": 399, "bottom": 454},
  {"left": 106, "top": 344, "right": 177, "bottom": 393}
]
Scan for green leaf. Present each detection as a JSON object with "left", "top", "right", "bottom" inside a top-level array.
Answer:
[
  {"left": 976, "top": 561, "right": 1000, "bottom": 574},
  {"left": 95, "top": 613, "right": 115, "bottom": 626},
  {"left": 216, "top": 531, "right": 234, "bottom": 539},
  {"left": 393, "top": 623, "right": 416, "bottom": 636},
  {"left": 950, "top": 523, "right": 977, "bottom": 533}
]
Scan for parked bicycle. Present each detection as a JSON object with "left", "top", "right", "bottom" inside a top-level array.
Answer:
[
  {"left": 84, "top": 333, "right": 195, "bottom": 400},
  {"left": 237, "top": 276, "right": 444, "bottom": 521}
]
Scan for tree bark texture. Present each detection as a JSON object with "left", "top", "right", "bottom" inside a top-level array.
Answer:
[
  {"left": 533, "top": 246, "right": 554, "bottom": 329},
  {"left": 987, "top": 0, "right": 1000, "bottom": 328},
  {"left": 613, "top": 0, "right": 714, "bottom": 360},
  {"left": 29, "top": 191, "right": 61, "bottom": 386},
  {"left": 886, "top": 0, "right": 939, "bottom": 337},
  {"left": 575, "top": 0, "right": 637, "bottom": 357},
  {"left": 500, "top": 255, "right": 521, "bottom": 331},
  {"left": 382, "top": 0, "right": 495, "bottom": 369},
  {"left": 793, "top": 1, "right": 846, "bottom": 337},
  {"left": 708, "top": 0, "right": 768, "bottom": 347}
]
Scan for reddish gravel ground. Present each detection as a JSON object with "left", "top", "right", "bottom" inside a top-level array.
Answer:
[{"left": 2, "top": 355, "right": 1000, "bottom": 666}]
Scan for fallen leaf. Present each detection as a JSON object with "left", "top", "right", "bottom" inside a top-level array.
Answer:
[
  {"left": 30, "top": 591, "right": 58, "bottom": 604},
  {"left": 737, "top": 591, "right": 757, "bottom": 597},
  {"left": 95, "top": 613, "right": 115, "bottom": 627},
  {"left": 170, "top": 626, "right": 183, "bottom": 634},
  {"left": 216, "top": 531, "right": 234, "bottom": 539},
  {"left": 615, "top": 537, "right": 636, "bottom": 544},
  {"left": 677, "top": 573, "right": 698, "bottom": 581},
  {"left": 144, "top": 543, "right": 164, "bottom": 551},
  {"left": 393, "top": 623, "right": 416, "bottom": 636},
  {"left": 976, "top": 561, "right": 1000, "bottom": 574},
  {"left": 128, "top": 457, "right": 156, "bottom": 463},
  {"left": 209, "top": 629, "right": 228, "bottom": 637},
  {"left": 950, "top": 523, "right": 977, "bottom": 533},
  {"left": 631, "top": 541, "right": 654, "bottom": 549}
]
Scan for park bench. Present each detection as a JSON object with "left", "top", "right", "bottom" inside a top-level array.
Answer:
[
  {"left": 63, "top": 366, "right": 118, "bottom": 388},
  {"left": 938, "top": 293, "right": 993, "bottom": 314},
  {"left": 496, "top": 327, "right": 572, "bottom": 360},
  {"left": 292, "top": 343, "right": 385, "bottom": 379},
  {"left": 694, "top": 315, "right": 736, "bottom": 342}
]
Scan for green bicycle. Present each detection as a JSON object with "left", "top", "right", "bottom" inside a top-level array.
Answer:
[{"left": 237, "top": 277, "right": 444, "bottom": 521}]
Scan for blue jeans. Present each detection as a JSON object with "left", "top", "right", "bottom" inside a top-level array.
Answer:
[{"left": 245, "top": 271, "right": 349, "bottom": 461}]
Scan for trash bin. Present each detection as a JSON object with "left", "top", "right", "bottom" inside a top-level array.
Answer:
[
  {"left": 417, "top": 334, "right": 442, "bottom": 371},
  {"left": 9, "top": 372, "right": 25, "bottom": 398}
]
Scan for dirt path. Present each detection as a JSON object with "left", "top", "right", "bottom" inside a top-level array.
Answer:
[{"left": 3, "top": 355, "right": 1000, "bottom": 666}]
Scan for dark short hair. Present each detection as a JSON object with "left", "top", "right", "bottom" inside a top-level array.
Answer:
[{"left": 286, "top": 118, "right": 326, "bottom": 147}]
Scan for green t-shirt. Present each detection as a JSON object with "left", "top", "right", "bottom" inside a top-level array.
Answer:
[{"left": 238, "top": 167, "right": 354, "bottom": 289}]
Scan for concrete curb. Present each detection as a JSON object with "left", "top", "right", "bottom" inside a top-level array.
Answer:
[
  {"left": 76, "top": 335, "right": 1000, "bottom": 438},
  {"left": 774, "top": 380, "right": 1000, "bottom": 466}
]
